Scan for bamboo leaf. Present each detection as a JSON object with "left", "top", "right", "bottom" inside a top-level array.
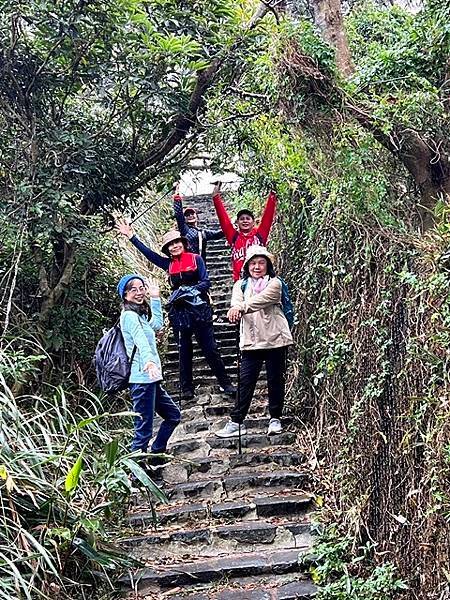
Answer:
[
  {"left": 65, "top": 448, "right": 84, "bottom": 494},
  {"left": 71, "top": 414, "right": 104, "bottom": 431},
  {"left": 122, "top": 458, "right": 168, "bottom": 504},
  {"left": 105, "top": 438, "right": 119, "bottom": 467}
]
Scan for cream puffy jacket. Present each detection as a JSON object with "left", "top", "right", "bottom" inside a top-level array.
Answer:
[{"left": 231, "top": 277, "right": 293, "bottom": 351}]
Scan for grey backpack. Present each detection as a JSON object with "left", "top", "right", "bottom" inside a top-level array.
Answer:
[{"left": 94, "top": 324, "right": 136, "bottom": 394}]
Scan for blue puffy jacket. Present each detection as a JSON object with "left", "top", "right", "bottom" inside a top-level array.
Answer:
[{"left": 120, "top": 298, "right": 163, "bottom": 384}]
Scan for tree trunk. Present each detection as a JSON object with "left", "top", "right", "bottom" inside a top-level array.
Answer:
[
  {"left": 37, "top": 242, "right": 76, "bottom": 328},
  {"left": 309, "top": 0, "right": 354, "bottom": 77}
]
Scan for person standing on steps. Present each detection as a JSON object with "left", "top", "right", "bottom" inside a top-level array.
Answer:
[
  {"left": 116, "top": 221, "right": 236, "bottom": 401},
  {"left": 212, "top": 181, "right": 277, "bottom": 281},
  {"left": 173, "top": 182, "right": 224, "bottom": 264},
  {"left": 118, "top": 274, "right": 181, "bottom": 459},
  {"left": 215, "top": 246, "right": 293, "bottom": 438}
]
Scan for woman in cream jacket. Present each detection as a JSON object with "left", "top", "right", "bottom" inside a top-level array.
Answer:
[{"left": 215, "top": 246, "right": 293, "bottom": 438}]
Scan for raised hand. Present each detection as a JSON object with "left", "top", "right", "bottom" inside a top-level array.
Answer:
[
  {"left": 173, "top": 181, "right": 181, "bottom": 196},
  {"left": 115, "top": 219, "right": 134, "bottom": 239},
  {"left": 212, "top": 181, "right": 222, "bottom": 196},
  {"left": 146, "top": 279, "right": 160, "bottom": 298}
]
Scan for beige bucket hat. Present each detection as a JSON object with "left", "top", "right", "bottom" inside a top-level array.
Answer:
[
  {"left": 242, "top": 245, "right": 275, "bottom": 271},
  {"left": 161, "top": 230, "right": 187, "bottom": 256}
]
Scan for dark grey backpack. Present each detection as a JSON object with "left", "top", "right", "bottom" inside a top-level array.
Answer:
[{"left": 94, "top": 324, "right": 136, "bottom": 394}]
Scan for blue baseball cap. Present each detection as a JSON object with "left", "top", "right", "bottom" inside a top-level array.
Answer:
[{"left": 117, "top": 274, "right": 145, "bottom": 299}]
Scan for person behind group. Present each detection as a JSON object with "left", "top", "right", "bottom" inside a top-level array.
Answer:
[
  {"left": 212, "top": 181, "right": 277, "bottom": 281},
  {"left": 215, "top": 246, "right": 293, "bottom": 438},
  {"left": 116, "top": 221, "right": 236, "bottom": 400},
  {"left": 173, "top": 182, "right": 224, "bottom": 264},
  {"left": 118, "top": 274, "right": 181, "bottom": 460}
]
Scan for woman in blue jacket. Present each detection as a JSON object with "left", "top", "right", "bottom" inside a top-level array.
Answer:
[{"left": 118, "top": 274, "right": 180, "bottom": 455}]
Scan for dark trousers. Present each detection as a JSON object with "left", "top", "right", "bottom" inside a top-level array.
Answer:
[
  {"left": 177, "top": 322, "right": 231, "bottom": 393},
  {"left": 129, "top": 382, "right": 181, "bottom": 453},
  {"left": 230, "top": 346, "right": 287, "bottom": 424}
]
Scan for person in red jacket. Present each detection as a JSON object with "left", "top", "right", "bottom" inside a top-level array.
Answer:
[{"left": 212, "top": 182, "right": 277, "bottom": 281}]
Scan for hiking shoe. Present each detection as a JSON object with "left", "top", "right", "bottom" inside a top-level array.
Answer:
[
  {"left": 267, "top": 418, "right": 283, "bottom": 436},
  {"left": 215, "top": 421, "right": 246, "bottom": 438},
  {"left": 221, "top": 385, "right": 237, "bottom": 398},
  {"left": 147, "top": 453, "right": 171, "bottom": 468}
]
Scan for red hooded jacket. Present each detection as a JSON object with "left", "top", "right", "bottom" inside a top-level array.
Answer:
[{"left": 213, "top": 191, "right": 277, "bottom": 281}]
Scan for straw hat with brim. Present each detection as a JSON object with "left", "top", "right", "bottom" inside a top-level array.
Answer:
[
  {"left": 161, "top": 230, "right": 188, "bottom": 255},
  {"left": 242, "top": 245, "right": 275, "bottom": 274}
]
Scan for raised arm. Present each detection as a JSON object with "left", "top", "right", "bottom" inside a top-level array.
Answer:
[
  {"left": 115, "top": 220, "right": 170, "bottom": 271},
  {"left": 147, "top": 285, "right": 164, "bottom": 331},
  {"left": 173, "top": 190, "right": 190, "bottom": 237},
  {"left": 212, "top": 192, "right": 236, "bottom": 245},
  {"left": 257, "top": 190, "right": 277, "bottom": 244},
  {"left": 130, "top": 236, "right": 170, "bottom": 271}
]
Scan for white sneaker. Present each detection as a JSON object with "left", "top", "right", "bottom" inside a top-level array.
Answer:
[
  {"left": 215, "top": 421, "right": 247, "bottom": 438},
  {"left": 268, "top": 418, "right": 283, "bottom": 436}
]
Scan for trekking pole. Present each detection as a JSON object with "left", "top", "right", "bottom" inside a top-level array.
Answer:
[
  {"left": 178, "top": 328, "right": 182, "bottom": 411},
  {"left": 130, "top": 188, "right": 173, "bottom": 225},
  {"left": 236, "top": 324, "right": 242, "bottom": 456}
]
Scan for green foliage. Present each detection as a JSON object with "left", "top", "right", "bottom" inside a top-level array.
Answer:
[
  {"left": 306, "top": 525, "right": 408, "bottom": 599},
  {"left": 203, "top": 3, "right": 450, "bottom": 598},
  {"left": 0, "top": 0, "right": 256, "bottom": 386},
  {"left": 346, "top": 1, "right": 449, "bottom": 134},
  {"left": 0, "top": 379, "right": 165, "bottom": 598}
]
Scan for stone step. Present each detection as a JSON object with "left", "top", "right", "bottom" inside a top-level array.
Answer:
[
  {"left": 168, "top": 431, "right": 296, "bottom": 456},
  {"left": 128, "top": 493, "right": 313, "bottom": 528},
  {"left": 165, "top": 372, "right": 267, "bottom": 393},
  {"left": 171, "top": 389, "right": 267, "bottom": 412},
  {"left": 163, "top": 471, "right": 309, "bottom": 502},
  {"left": 166, "top": 335, "right": 239, "bottom": 349},
  {"left": 161, "top": 450, "right": 306, "bottom": 484},
  {"left": 164, "top": 373, "right": 239, "bottom": 392},
  {"left": 118, "top": 547, "right": 311, "bottom": 590},
  {"left": 168, "top": 577, "right": 317, "bottom": 600},
  {"left": 181, "top": 416, "right": 292, "bottom": 435},
  {"left": 173, "top": 415, "right": 288, "bottom": 439},
  {"left": 122, "top": 521, "right": 312, "bottom": 564},
  {"left": 164, "top": 351, "right": 239, "bottom": 367},
  {"left": 230, "top": 449, "right": 305, "bottom": 469},
  {"left": 165, "top": 340, "right": 239, "bottom": 359},
  {"left": 123, "top": 519, "right": 311, "bottom": 549},
  {"left": 204, "top": 400, "right": 268, "bottom": 417}
]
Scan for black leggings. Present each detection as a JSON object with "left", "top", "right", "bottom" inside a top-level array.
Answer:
[
  {"left": 178, "top": 321, "right": 231, "bottom": 393},
  {"left": 231, "top": 346, "right": 287, "bottom": 424}
]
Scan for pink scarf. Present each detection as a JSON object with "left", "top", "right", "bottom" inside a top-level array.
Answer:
[{"left": 250, "top": 275, "right": 270, "bottom": 294}]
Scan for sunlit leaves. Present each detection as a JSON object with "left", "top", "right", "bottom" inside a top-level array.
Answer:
[{"left": 64, "top": 448, "right": 84, "bottom": 494}]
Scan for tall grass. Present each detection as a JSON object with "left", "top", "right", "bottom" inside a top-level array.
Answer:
[{"left": 0, "top": 376, "right": 166, "bottom": 599}]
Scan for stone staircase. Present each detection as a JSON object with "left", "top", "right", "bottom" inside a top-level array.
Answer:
[{"left": 118, "top": 195, "right": 317, "bottom": 599}]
